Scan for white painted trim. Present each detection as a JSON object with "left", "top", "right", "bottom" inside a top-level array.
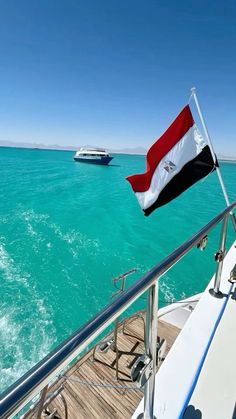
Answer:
[{"left": 188, "top": 283, "right": 236, "bottom": 418}]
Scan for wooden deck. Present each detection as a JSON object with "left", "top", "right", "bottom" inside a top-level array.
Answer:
[{"left": 27, "top": 312, "right": 180, "bottom": 419}]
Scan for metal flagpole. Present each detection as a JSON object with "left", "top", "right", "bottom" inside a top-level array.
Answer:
[{"left": 190, "top": 87, "right": 236, "bottom": 231}]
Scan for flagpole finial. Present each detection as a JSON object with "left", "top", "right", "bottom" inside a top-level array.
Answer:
[{"left": 191, "top": 87, "right": 196, "bottom": 95}]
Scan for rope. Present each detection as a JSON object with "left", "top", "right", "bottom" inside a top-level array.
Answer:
[{"left": 63, "top": 375, "right": 142, "bottom": 391}]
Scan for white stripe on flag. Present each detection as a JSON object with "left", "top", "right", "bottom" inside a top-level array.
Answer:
[{"left": 135, "top": 125, "right": 206, "bottom": 210}]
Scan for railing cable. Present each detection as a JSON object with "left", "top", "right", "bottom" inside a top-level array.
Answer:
[{"left": 63, "top": 375, "right": 142, "bottom": 391}]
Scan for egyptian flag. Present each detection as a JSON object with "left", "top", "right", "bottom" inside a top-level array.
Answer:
[{"left": 126, "top": 105, "right": 217, "bottom": 216}]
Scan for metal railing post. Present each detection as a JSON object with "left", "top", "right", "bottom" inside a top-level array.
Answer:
[
  {"left": 143, "top": 281, "right": 158, "bottom": 419},
  {"left": 35, "top": 384, "right": 48, "bottom": 419},
  {"left": 58, "top": 393, "right": 68, "bottom": 419},
  {"left": 209, "top": 213, "right": 229, "bottom": 298}
]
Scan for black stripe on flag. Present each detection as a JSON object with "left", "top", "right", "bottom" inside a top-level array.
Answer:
[{"left": 144, "top": 145, "right": 216, "bottom": 216}]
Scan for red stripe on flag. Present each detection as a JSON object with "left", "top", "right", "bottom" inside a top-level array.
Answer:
[{"left": 126, "top": 105, "right": 194, "bottom": 192}]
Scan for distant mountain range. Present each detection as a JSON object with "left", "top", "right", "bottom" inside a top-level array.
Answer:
[
  {"left": 0, "top": 140, "right": 235, "bottom": 160},
  {"left": 0, "top": 140, "right": 147, "bottom": 155},
  {"left": 110, "top": 146, "right": 147, "bottom": 155},
  {"left": 0, "top": 140, "right": 77, "bottom": 151}
]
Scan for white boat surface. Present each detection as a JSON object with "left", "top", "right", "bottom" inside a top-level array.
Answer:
[{"left": 132, "top": 239, "right": 236, "bottom": 419}]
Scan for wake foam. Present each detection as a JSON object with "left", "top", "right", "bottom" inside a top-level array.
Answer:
[
  {"left": 0, "top": 241, "right": 55, "bottom": 393},
  {"left": 159, "top": 277, "right": 176, "bottom": 303}
]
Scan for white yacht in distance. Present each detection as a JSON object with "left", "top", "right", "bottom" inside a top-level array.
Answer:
[{"left": 73, "top": 146, "right": 113, "bottom": 165}]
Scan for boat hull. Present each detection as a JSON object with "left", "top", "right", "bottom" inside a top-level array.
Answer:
[{"left": 73, "top": 156, "right": 113, "bottom": 165}]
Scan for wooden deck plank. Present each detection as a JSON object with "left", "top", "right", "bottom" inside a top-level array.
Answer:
[{"left": 28, "top": 313, "right": 180, "bottom": 419}]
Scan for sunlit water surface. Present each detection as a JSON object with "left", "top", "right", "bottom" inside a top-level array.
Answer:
[{"left": 0, "top": 147, "right": 235, "bottom": 392}]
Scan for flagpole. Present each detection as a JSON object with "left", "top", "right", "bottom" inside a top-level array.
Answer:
[{"left": 190, "top": 87, "right": 236, "bottom": 231}]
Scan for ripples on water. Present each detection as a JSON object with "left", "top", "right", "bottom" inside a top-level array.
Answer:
[{"left": 0, "top": 147, "right": 235, "bottom": 392}]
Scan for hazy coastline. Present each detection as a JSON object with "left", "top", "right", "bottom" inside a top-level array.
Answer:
[{"left": 0, "top": 141, "right": 235, "bottom": 160}]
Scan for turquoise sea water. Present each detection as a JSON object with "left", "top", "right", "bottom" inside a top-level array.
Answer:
[{"left": 0, "top": 147, "right": 235, "bottom": 393}]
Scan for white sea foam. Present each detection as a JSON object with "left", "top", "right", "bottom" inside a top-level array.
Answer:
[
  {"left": 27, "top": 222, "right": 37, "bottom": 237},
  {"left": 0, "top": 242, "right": 29, "bottom": 285},
  {"left": 159, "top": 278, "right": 176, "bottom": 303},
  {"left": 0, "top": 313, "right": 54, "bottom": 392},
  {"left": 16, "top": 209, "right": 50, "bottom": 253},
  {"left": 0, "top": 241, "right": 55, "bottom": 392},
  {"left": 48, "top": 222, "right": 99, "bottom": 258},
  {"left": 19, "top": 208, "right": 49, "bottom": 224},
  {"left": 17, "top": 208, "right": 100, "bottom": 258}
]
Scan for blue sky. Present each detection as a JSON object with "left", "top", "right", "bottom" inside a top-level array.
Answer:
[{"left": 0, "top": 0, "right": 235, "bottom": 155}]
